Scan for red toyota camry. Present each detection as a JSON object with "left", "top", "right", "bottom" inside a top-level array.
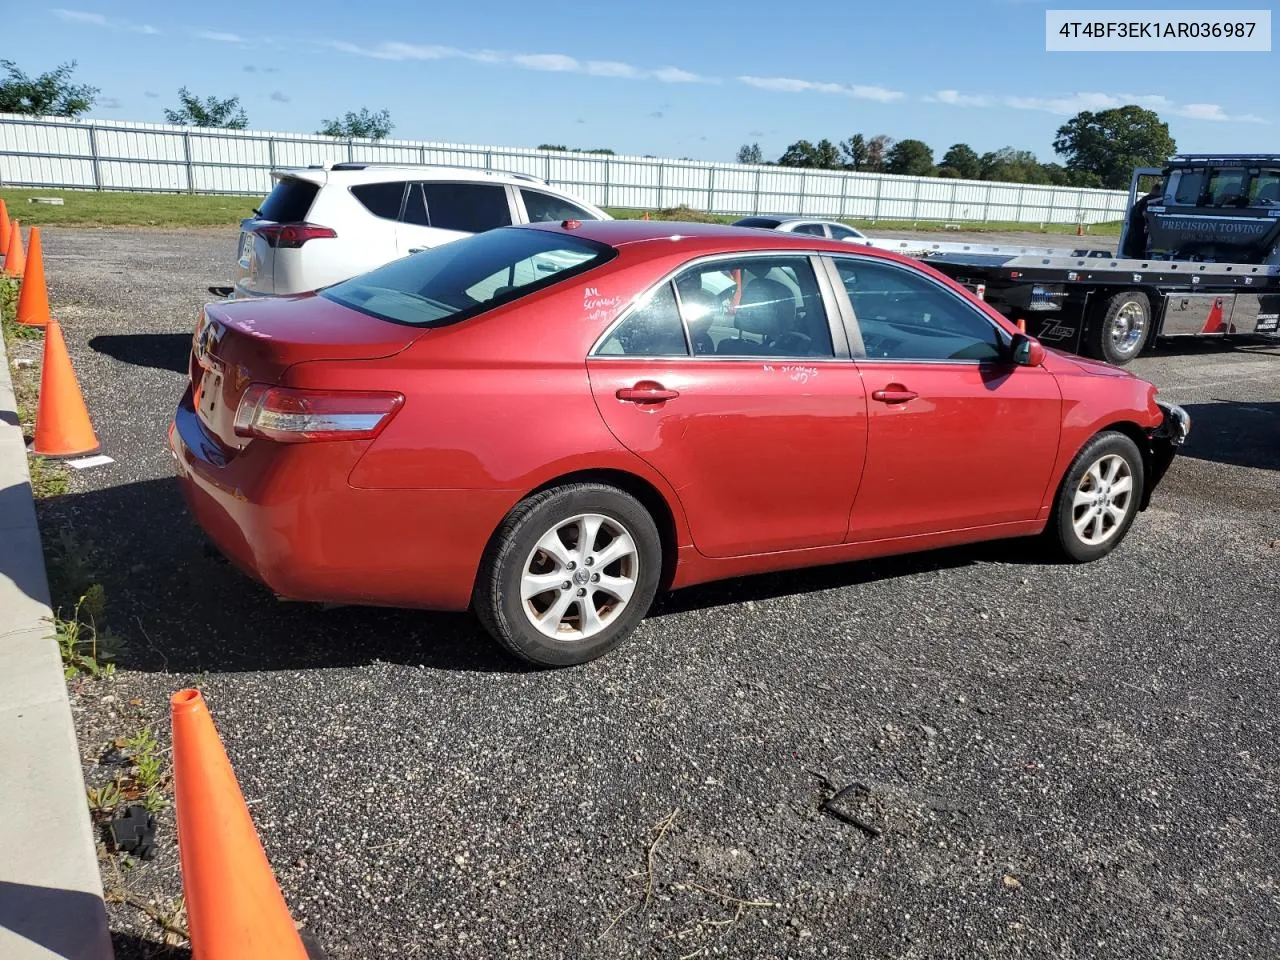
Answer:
[{"left": 170, "top": 220, "right": 1189, "bottom": 666}]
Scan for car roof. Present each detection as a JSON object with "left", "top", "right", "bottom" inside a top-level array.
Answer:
[
  {"left": 275, "top": 164, "right": 551, "bottom": 187},
  {"left": 533, "top": 219, "right": 899, "bottom": 262}
]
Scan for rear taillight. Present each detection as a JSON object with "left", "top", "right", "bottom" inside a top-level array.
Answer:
[
  {"left": 233, "top": 385, "right": 403, "bottom": 443},
  {"left": 253, "top": 223, "right": 337, "bottom": 248}
]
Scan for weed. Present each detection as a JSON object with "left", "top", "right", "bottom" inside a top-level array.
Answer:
[
  {"left": 44, "top": 528, "right": 97, "bottom": 612},
  {"left": 87, "top": 777, "right": 124, "bottom": 816},
  {"left": 53, "top": 584, "right": 124, "bottom": 679},
  {"left": 123, "top": 727, "right": 171, "bottom": 811},
  {"left": 27, "top": 455, "right": 69, "bottom": 498}
]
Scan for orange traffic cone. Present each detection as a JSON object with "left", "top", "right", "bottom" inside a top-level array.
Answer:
[
  {"left": 17, "top": 226, "right": 51, "bottom": 327},
  {"left": 170, "top": 689, "right": 310, "bottom": 960},
  {"left": 642, "top": 211, "right": 650, "bottom": 220},
  {"left": 0, "top": 201, "right": 10, "bottom": 261},
  {"left": 1076, "top": 223, "right": 1084, "bottom": 236},
  {"left": 32, "top": 319, "right": 100, "bottom": 458},
  {"left": 1016, "top": 318, "right": 1027, "bottom": 333},
  {"left": 4, "top": 218, "right": 25, "bottom": 278},
  {"left": 1200, "top": 297, "right": 1228, "bottom": 334}
]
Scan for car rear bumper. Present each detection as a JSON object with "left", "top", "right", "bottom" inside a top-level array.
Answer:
[{"left": 168, "top": 388, "right": 511, "bottom": 612}]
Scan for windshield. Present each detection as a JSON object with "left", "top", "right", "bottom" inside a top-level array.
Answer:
[{"left": 321, "top": 228, "right": 615, "bottom": 327}]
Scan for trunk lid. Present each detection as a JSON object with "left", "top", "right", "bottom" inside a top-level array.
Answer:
[
  {"left": 191, "top": 294, "right": 419, "bottom": 450},
  {"left": 234, "top": 172, "right": 324, "bottom": 296}
]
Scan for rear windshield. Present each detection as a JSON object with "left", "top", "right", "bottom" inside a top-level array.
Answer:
[
  {"left": 320, "top": 227, "right": 615, "bottom": 327},
  {"left": 259, "top": 178, "right": 318, "bottom": 222}
]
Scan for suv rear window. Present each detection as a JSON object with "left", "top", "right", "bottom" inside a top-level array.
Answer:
[
  {"left": 258, "top": 178, "right": 318, "bottom": 222},
  {"left": 351, "top": 181, "right": 407, "bottom": 220},
  {"left": 321, "top": 227, "right": 614, "bottom": 327}
]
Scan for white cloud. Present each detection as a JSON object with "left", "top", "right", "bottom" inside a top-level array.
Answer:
[
  {"left": 319, "top": 39, "right": 716, "bottom": 83},
  {"left": 926, "top": 87, "right": 1268, "bottom": 125},
  {"left": 53, "top": 8, "right": 160, "bottom": 34},
  {"left": 194, "top": 30, "right": 246, "bottom": 43},
  {"left": 53, "top": 9, "right": 107, "bottom": 26},
  {"left": 738, "top": 75, "right": 903, "bottom": 102}
]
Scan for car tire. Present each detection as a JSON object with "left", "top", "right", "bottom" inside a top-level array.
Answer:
[
  {"left": 1046, "top": 431, "right": 1145, "bottom": 563},
  {"left": 474, "top": 483, "right": 662, "bottom": 667},
  {"left": 1085, "top": 291, "right": 1151, "bottom": 365}
]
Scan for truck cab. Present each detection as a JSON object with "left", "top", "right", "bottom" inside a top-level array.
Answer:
[{"left": 1121, "top": 154, "right": 1280, "bottom": 264}]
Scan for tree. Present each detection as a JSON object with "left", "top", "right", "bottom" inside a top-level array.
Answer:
[
  {"left": 318, "top": 107, "right": 393, "bottom": 141},
  {"left": 736, "top": 142, "right": 764, "bottom": 164},
  {"left": 840, "top": 134, "right": 868, "bottom": 171},
  {"left": 164, "top": 87, "right": 248, "bottom": 128},
  {"left": 537, "top": 144, "right": 568, "bottom": 151},
  {"left": 777, "top": 138, "right": 840, "bottom": 169},
  {"left": 980, "top": 147, "right": 1049, "bottom": 184},
  {"left": 865, "top": 135, "right": 894, "bottom": 173},
  {"left": 939, "top": 143, "right": 981, "bottom": 180},
  {"left": 885, "top": 139, "right": 935, "bottom": 176},
  {"left": 0, "top": 59, "right": 97, "bottom": 117},
  {"left": 1052, "top": 105, "right": 1175, "bottom": 189}
]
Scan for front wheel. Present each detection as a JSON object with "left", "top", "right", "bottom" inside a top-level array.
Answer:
[
  {"left": 1085, "top": 291, "right": 1151, "bottom": 365},
  {"left": 474, "top": 483, "right": 662, "bottom": 667},
  {"left": 1046, "top": 431, "right": 1146, "bottom": 563}
]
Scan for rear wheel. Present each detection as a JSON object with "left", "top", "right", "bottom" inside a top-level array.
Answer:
[
  {"left": 1085, "top": 291, "right": 1151, "bottom": 365},
  {"left": 1046, "top": 431, "right": 1145, "bottom": 562},
  {"left": 474, "top": 484, "right": 662, "bottom": 667}
]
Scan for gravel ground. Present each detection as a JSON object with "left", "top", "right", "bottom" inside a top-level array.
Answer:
[{"left": 21, "top": 227, "right": 1280, "bottom": 959}]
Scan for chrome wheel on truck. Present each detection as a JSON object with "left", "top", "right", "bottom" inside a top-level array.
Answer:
[{"left": 1087, "top": 291, "right": 1151, "bottom": 365}]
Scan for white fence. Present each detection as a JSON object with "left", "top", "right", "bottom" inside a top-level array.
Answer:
[{"left": 0, "top": 113, "right": 1130, "bottom": 225}]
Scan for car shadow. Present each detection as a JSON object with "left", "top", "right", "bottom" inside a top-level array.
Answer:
[
  {"left": 1178, "top": 400, "right": 1280, "bottom": 471},
  {"left": 36, "top": 475, "right": 1056, "bottom": 677},
  {"left": 89, "top": 333, "right": 191, "bottom": 374},
  {"left": 1148, "top": 336, "right": 1280, "bottom": 360}
]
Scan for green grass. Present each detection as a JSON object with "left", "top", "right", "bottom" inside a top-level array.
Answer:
[
  {"left": 1, "top": 189, "right": 255, "bottom": 227},
  {"left": 0, "top": 188, "right": 1120, "bottom": 235}
]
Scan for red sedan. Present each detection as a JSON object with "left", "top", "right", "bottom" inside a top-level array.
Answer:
[{"left": 170, "top": 220, "right": 1189, "bottom": 666}]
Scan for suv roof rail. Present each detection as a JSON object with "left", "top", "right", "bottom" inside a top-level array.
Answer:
[{"left": 307, "top": 161, "right": 547, "bottom": 183}]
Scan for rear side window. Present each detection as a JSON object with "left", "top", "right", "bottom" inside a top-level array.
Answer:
[
  {"left": 793, "top": 223, "right": 826, "bottom": 236},
  {"left": 521, "top": 189, "right": 595, "bottom": 223},
  {"left": 320, "top": 227, "right": 613, "bottom": 327},
  {"left": 351, "top": 181, "right": 406, "bottom": 220},
  {"left": 595, "top": 283, "right": 688, "bottom": 356},
  {"left": 830, "top": 224, "right": 861, "bottom": 240},
  {"left": 258, "top": 178, "right": 318, "bottom": 222},
  {"left": 420, "top": 183, "right": 512, "bottom": 232}
]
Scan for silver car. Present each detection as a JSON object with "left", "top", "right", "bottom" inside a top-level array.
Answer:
[{"left": 733, "top": 216, "right": 867, "bottom": 241}]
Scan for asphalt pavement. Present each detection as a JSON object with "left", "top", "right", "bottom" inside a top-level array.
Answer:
[{"left": 24, "top": 226, "right": 1280, "bottom": 959}]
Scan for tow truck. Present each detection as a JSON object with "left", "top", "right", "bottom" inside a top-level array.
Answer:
[{"left": 859, "top": 154, "right": 1280, "bottom": 365}]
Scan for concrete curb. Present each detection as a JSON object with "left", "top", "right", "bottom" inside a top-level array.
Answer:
[{"left": 0, "top": 327, "right": 112, "bottom": 960}]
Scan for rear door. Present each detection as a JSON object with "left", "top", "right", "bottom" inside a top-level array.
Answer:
[
  {"left": 586, "top": 253, "right": 868, "bottom": 559},
  {"left": 396, "top": 181, "right": 515, "bottom": 255},
  {"left": 830, "top": 256, "right": 1062, "bottom": 541}
]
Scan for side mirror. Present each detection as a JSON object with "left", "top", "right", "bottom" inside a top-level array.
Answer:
[{"left": 1011, "top": 333, "right": 1046, "bottom": 367}]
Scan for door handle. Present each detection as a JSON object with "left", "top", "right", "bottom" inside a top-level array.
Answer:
[
  {"left": 616, "top": 383, "right": 679, "bottom": 404},
  {"left": 872, "top": 387, "right": 918, "bottom": 404}
]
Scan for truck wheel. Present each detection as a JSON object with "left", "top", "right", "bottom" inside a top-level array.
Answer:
[
  {"left": 1086, "top": 291, "right": 1150, "bottom": 365},
  {"left": 474, "top": 483, "right": 662, "bottom": 667}
]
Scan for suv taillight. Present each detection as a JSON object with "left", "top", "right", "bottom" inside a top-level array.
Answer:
[
  {"left": 253, "top": 223, "right": 338, "bottom": 248},
  {"left": 233, "top": 385, "right": 403, "bottom": 442}
]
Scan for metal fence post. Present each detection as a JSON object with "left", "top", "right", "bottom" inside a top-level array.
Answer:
[
  {"left": 706, "top": 165, "right": 715, "bottom": 213},
  {"left": 872, "top": 176, "right": 883, "bottom": 223},
  {"left": 753, "top": 167, "right": 762, "bottom": 215},
  {"left": 484, "top": 150, "right": 492, "bottom": 171},
  {"left": 87, "top": 125, "right": 102, "bottom": 191},
  {"left": 1016, "top": 185, "right": 1025, "bottom": 225},
  {"left": 911, "top": 178, "right": 921, "bottom": 224},
  {"left": 838, "top": 172, "right": 849, "bottom": 219},
  {"left": 347, "top": 138, "right": 354, "bottom": 162},
  {"left": 544, "top": 152, "right": 551, "bottom": 182},
  {"left": 603, "top": 155, "right": 611, "bottom": 208},
  {"left": 983, "top": 183, "right": 993, "bottom": 222},
  {"left": 797, "top": 171, "right": 806, "bottom": 216},
  {"left": 182, "top": 131, "right": 194, "bottom": 193},
  {"left": 656, "top": 161, "right": 664, "bottom": 209}
]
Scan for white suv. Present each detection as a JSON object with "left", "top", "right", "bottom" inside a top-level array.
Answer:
[{"left": 233, "top": 164, "right": 610, "bottom": 297}]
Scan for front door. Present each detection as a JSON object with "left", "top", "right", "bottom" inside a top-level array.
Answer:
[
  {"left": 829, "top": 256, "right": 1062, "bottom": 541},
  {"left": 586, "top": 254, "right": 868, "bottom": 559}
]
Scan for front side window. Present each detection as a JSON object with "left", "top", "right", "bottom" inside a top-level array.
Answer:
[
  {"left": 351, "top": 181, "right": 407, "bottom": 220},
  {"left": 596, "top": 283, "right": 688, "bottom": 357},
  {"left": 321, "top": 228, "right": 612, "bottom": 327},
  {"left": 1204, "top": 168, "right": 1247, "bottom": 207},
  {"left": 419, "top": 182, "right": 513, "bottom": 232},
  {"left": 521, "top": 189, "right": 595, "bottom": 223},
  {"left": 835, "top": 259, "right": 1004, "bottom": 362},
  {"left": 1248, "top": 170, "right": 1280, "bottom": 205},
  {"left": 673, "top": 256, "right": 834, "bottom": 359}
]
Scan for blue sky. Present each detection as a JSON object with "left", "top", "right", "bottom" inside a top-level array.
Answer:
[{"left": 10, "top": 1, "right": 1277, "bottom": 162}]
